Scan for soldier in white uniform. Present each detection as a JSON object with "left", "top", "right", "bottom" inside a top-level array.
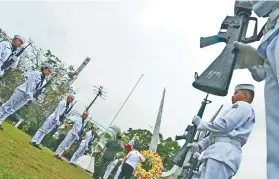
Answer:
[
  {"left": 232, "top": 1, "right": 279, "bottom": 178},
  {"left": 0, "top": 35, "right": 25, "bottom": 76},
  {"left": 69, "top": 126, "right": 97, "bottom": 166},
  {"left": 114, "top": 158, "right": 124, "bottom": 179},
  {"left": 0, "top": 64, "right": 52, "bottom": 130},
  {"left": 30, "top": 94, "right": 75, "bottom": 149},
  {"left": 189, "top": 84, "right": 256, "bottom": 179},
  {"left": 103, "top": 155, "right": 120, "bottom": 179},
  {"left": 54, "top": 111, "right": 88, "bottom": 160}
]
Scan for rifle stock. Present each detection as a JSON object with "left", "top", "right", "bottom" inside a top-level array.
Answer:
[{"left": 193, "top": 7, "right": 260, "bottom": 96}]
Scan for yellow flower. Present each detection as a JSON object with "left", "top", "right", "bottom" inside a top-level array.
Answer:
[{"left": 134, "top": 150, "right": 164, "bottom": 179}]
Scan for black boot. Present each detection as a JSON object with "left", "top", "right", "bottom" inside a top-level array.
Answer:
[
  {"left": 0, "top": 124, "right": 3, "bottom": 130},
  {"left": 70, "top": 163, "right": 77, "bottom": 167},
  {"left": 30, "top": 142, "right": 36, "bottom": 146},
  {"left": 34, "top": 144, "right": 42, "bottom": 150}
]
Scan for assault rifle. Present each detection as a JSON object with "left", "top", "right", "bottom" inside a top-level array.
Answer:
[
  {"left": 50, "top": 100, "right": 77, "bottom": 134},
  {"left": 179, "top": 104, "right": 223, "bottom": 179},
  {"left": 78, "top": 120, "right": 89, "bottom": 142},
  {"left": 172, "top": 94, "right": 211, "bottom": 167},
  {"left": 59, "top": 101, "right": 77, "bottom": 123},
  {"left": 192, "top": 6, "right": 262, "bottom": 96},
  {"left": 25, "top": 75, "right": 56, "bottom": 106},
  {"left": 1, "top": 42, "right": 32, "bottom": 70}
]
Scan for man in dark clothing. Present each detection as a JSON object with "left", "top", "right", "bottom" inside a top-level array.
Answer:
[{"left": 93, "top": 135, "right": 124, "bottom": 179}]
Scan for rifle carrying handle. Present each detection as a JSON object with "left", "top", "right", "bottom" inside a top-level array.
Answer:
[{"left": 242, "top": 17, "right": 258, "bottom": 43}]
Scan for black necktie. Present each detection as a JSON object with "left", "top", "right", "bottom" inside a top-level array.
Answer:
[{"left": 35, "top": 74, "right": 45, "bottom": 90}]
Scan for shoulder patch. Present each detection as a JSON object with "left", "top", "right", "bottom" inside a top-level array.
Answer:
[{"left": 232, "top": 103, "right": 239, "bottom": 109}]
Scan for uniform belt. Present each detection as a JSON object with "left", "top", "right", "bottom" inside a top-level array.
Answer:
[{"left": 210, "top": 136, "right": 241, "bottom": 148}]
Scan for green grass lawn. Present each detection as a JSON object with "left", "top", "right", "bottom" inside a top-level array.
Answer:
[{"left": 0, "top": 123, "right": 92, "bottom": 179}]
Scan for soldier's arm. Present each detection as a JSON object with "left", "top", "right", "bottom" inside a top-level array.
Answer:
[
  {"left": 198, "top": 136, "right": 210, "bottom": 151},
  {"left": 197, "top": 102, "right": 252, "bottom": 133},
  {"left": 0, "top": 41, "right": 8, "bottom": 54},
  {"left": 54, "top": 101, "right": 64, "bottom": 124},
  {"left": 248, "top": 67, "right": 266, "bottom": 82},
  {"left": 25, "top": 71, "right": 38, "bottom": 97}
]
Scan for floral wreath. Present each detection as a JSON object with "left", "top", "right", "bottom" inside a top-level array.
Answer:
[{"left": 133, "top": 150, "right": 163, "bottom": 179}]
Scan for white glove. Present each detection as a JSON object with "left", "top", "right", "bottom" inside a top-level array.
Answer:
[
  {"left": 56, "top": 121, "right": 61, "bottom": 126},
  {"left": 193, "top": 152, "right": 201, "bottom": 159},
  {"left": 9, "top": 56, "right": 19, "bottom": 69},
  {"left": 11, "top": 56, "right": 19, "bottom": 62},
  {"left": 248, "top": 66, "right": 266, "bottom": 82},
  {"left": 0, "top": 70, "right": 4, "bottom": 77},
  {"left": 187, "top": 142, "right": 200, "bottom": 153},
  {"left": 192, "top": 115, "right": 201, "bottom": 126},
  {"left": 233, "top": 41, "right": 264, "bottom": 69}
]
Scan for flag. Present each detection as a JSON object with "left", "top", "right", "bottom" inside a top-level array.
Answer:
[{"left": 126, "top": 134, "right": 136, "bottom": 152}]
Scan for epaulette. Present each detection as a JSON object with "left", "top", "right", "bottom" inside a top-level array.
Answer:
[{"left": 232, "top": 103, "right": 239, "bottom": 109}]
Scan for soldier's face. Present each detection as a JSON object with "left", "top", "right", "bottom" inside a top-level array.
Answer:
[
  {"left": 12, "top": 38, "right": 23, "bottom": 48},
  {"left": 232, "top": 90, "right": 246, "bottom": 104},
  {"left": 67, "top": 97, "right": 74, "bottom": 103},
  {"left": 43, "top": 68, "right": 52, "bottom": 77},
  {"left": 81, "top": 113, "right": 88, "bottom": 119}
]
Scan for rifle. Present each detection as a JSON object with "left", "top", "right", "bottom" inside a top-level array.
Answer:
[
  {"left": 1, "top": 42, "right": 32, "bottom": 70},
  {"left": 25, "top": 75, "right": 56, "bottom": 106},
  {"left": 192, "top": 6, "right": 261, "bottom": 96},
  {"left": 78, "top": 120, "right": 89, "bottom": 142},
  {"left": 59, "top": 100, "right": 77, "bottom": 123},
  {"left": 179, "top": 104, "right": 223, "bottom": 179},
  {"left": 86, "top": 133, "right": 97, "bottom": 154},
  {"left": 172, "top": 94, "right": 211, "bottom": 167},
  {"left": 49, "top": 100, "right": 77, "bottom": 135}
]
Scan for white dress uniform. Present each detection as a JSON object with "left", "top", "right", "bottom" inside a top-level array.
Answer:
[
  {"left": 0, "top": 35, "right": 25, "bottom": 76},
  {"left": 103, "top": 158, "right": 119, "bottom": 179},
  {"left": 69, "top": 130, "right": 95, "bottom": 165},
  {"left": 233, "top": 1, "right": 279, "bottom": 178},
  {"left": 54, "top": 117, "right": 84, "bottom": 157},
  {"left": 192, "top": 84, "right": 256, "bottom": 179},
  {"left": 0, "top": 71, "right": 46, "bottom": 125},
  {"left": 31, "top": 97, "right": 74, "bottom": 145},
  {"left": 114, "top": 159, "right": 124, "bottom": 179}
]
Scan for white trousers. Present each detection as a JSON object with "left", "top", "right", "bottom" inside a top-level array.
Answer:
[
  {"left": 265, "top": 37, "right": 279, "bottom": 179},
  {"left": 103, "top": 160, "right": 118, "bottom": 179},
  {"left": 31, "top": 117, "right": 57, "bottom": 145},
  {"left": 70, "top": 142, "right": 87, "bottom": 164},
  {"left": 200, "top": 158, "right": 234, "bottom": 179},
  {"left": 114, "top": 165, "right": 122, "bottom": 179},
  {"left": 54, "top": 132, "right": 76, "bottom": 157},
  {"left": 0, "top": 89, "right": 29, "bottom": 124}
]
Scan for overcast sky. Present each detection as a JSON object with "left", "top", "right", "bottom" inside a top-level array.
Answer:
[{"left": 0, "top": 0, "right": 267, "bottom": 178}]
